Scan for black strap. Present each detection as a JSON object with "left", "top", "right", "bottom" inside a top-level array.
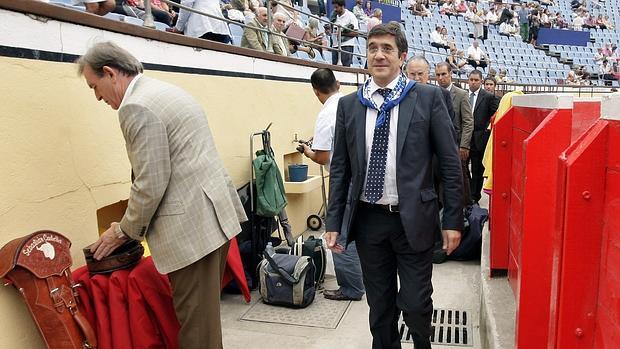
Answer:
[{"left": 262, "top": 251, "right": 310, "bottom": 286}]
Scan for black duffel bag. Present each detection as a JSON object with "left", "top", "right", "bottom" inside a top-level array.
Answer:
[{"left": 258, "top": 251, "right": 315, "bottom": 308}]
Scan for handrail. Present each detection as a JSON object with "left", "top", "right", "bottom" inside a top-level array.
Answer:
[{"left": 153, "top": 0, "right": 367, "bottom": 63}]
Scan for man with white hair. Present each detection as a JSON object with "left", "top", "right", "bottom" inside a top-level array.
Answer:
[{"left": 271, "top": 12, "right": 290, "bottom": 56}]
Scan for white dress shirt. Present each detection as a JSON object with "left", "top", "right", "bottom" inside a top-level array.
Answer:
[
  {"left": 468, "top": 87, "right": 481, "bottom": 111},
  {"left": 311, "top": 92, "right": 343, "bottom": 172},
  {"left": 120, "top": 74, "right": 143, "bottom": 109},
  {"left": 176, "top": 0, "right": 230, "bottom": 38},
  {"left": 360, "top": 76, "right": 404, "bottom": 205},
  {"left": 430, "top": 30, "right": 444, "bottom": 45},
  {"left": 467, "top": 45, "right": 485, "bottom": 60}
]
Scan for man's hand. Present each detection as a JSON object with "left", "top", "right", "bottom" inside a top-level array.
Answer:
[
  {"left": 90, "top": 222, "right": 129, "bottom": 260},
  {"left": 459, "top": 147, "right": 470, "bottom": 161},
  {"left": 166, "top": 27, "right": 183, "bottom": 34},
  {"left": 442, "top": 229, "right": 462, "bottom": 255},
  {"left": 301, "top": 143, "right": 313, "bottom": 158},
  {"left": 324, "top": 231, "right": 344, "bottom": 253}
]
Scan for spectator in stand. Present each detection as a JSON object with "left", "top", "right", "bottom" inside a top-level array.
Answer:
[
  {"left": 498, "top": 4, "right": 515, "bottom": 25},
  {"left": 583, "top": 12, "right": 597, "bottom": 29},
  {"left": 241, "top": 7, "right": 274, "bottom": 52},
  {"left": 555, "top": 12, "right": 568, "bottom": 29},
  {"left": 468, "top": 8, "right": 485, "bottom": 40},
  {"left": 364, "top": 0, "right": 373, "bottom": 17},
  {"left": 602, "top": 15, "right": 614, "bottom": 30},
  {"left": 486, "top": 7, "right": 499, "bottom": 25},
  {"left": 540, "top": 9, "right": 551, "bottom": 28},
  {"left": 529, "top": 9, "right": 541, "bottom": 45},
  {"left": 352, "top": 0, "right": 368, "bottom": 23},
  {"left": 576, "top": 65, "right": 591, "bottom": 82},
  {"left": 596, "top": 14, "right": 607, "bottom": 29},
  {"left": 76, "top": 0, "right": 115, "bottom": 16},
  {"left": 466, "top": 40, "right": 488, "bottom": 69},
  {"left": 446, "top": 46, "right": 468, "bottom": 75},
  {"left": 467, "top": 69, "right": 499, "bottom": 204},
  {"left": 600, "top": 60, "right": 617, "bottom": 83},
  {"left": 431, "top": 26, "right": 450, "bottom": 49},
  {"left": 305, "top": 18, "right": 326, "bottom": 52},
  {"left": 412, "top": 0, "right": 432, "bottom": 17},
  {"left": 573, "top": 12, "right": 585, "bottom": 30},
  {"left": 441, "top": 27, "right": 456, "bottom": 49},
  {"left": 454, "top": 0, "right": 467, "bottom": 15},
  {"left": 271, "top": 12, "right": 294, "bottom": 56},
  {"left": 224, "top": 0, "right": 249, "bottom": 23},
  {"left": 331, "top": 0, "right": 359, "bottom": 66},
  {"left": 170, "top": 0, "right": 231, "bottom": 44},
  {"left": 594, "top": 47, "right": 605, "bottom": 62},
  {"left": 613, "top": 62, "right": 620, "bottom": 80},
  {"left": 566, "top": 70, "right": 580, "bottom": 85},
  {"left": 441, "top": 0, "right": 458, "bottom": 17},
  {"left": 497, "top": 69, "right": 513, "bottom": 83},
  {"left": 367, "top": 8, "right": 383, "bottom": 32},
  {"left": 602, "top": 43, "right": 613, "bottom": 56},
  {"left": 517, "top": 4, "right": 529, "bottom": 42},
  {"left": 272, "top": 0, "right": 304, "bottom": 27}
]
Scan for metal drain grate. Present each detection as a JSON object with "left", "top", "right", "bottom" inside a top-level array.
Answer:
[{"left": 399, "top": 308, "right": 473, "bottom": 346}]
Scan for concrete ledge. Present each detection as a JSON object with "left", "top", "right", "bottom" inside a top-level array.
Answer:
[{"left": 480, "top": 221, "right": 516, "bottom": 349}]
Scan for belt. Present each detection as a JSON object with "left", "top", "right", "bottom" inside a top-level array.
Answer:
[{"left": 358, "top": 201, "right": 399, "bottom": 213}]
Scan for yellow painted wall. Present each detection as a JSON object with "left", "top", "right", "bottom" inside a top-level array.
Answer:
[{"left": 0, "top": 56, "right": 356, "bottom": 348}]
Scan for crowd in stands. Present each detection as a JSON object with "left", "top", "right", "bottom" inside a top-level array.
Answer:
[{"left": 60, "top": 0, "right": 619, "bottom": 87}]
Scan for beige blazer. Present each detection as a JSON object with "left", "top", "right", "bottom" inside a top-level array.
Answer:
[
  {"left": 118, "top": 76, "right": 247, "bottom": 274},
  {"left": 450, "top": 85, "right": 474, "bottom": 150}
]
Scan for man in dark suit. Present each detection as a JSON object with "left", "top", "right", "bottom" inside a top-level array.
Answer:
[
  {"left": 467, "top": 70, "right": 499, "bottom": 203},
  {"left": 435, "top": 62, "right": 473, "bottom": 207},
  {"left": 325, "top": 22, "right": 464, "bottom": 349}
]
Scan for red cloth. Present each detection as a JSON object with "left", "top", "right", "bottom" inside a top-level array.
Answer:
[
  {"left": 127, "top": 257, "right": 179, "bottom": 349},
  {"left": 71, "top": 238, "right": 250, "bottom": 349},
  {"left": 108, "top": 270, "right": 134, "bottom": 349},
  {"left": 221, "top": 237, "right": 251, "bottom": 303}
]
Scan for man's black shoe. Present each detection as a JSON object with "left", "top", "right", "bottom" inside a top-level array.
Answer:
[{"left": 323, "top": 288, "right": 362, "bottom": 301}]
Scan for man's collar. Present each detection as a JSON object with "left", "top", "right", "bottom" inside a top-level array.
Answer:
[
  {"left": 369, "top": 75, "right": 402, "bottom": 96},
  {"left": 470, "top": 87, "right": 481, "bottom": 95},
  {"left": 446, "top": 83, "right": 453, "bottom": 91},
  {"left": 323, "top": 92, "right": 342, "bottom": 107},
  {"left": 120, "top": 74, "right": 143, "bottom": 109}
]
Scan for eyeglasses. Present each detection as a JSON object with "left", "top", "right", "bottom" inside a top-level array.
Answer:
[{"left": 367, "top": 46, "right": 396, "bottom": 55}]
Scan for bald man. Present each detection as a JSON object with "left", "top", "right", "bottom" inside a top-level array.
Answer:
[{"left": 405, "top": 56, "right": 456, "bottom": 126}]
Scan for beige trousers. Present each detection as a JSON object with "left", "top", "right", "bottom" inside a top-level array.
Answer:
[{"left": 168, "top": 241, "right": 230, "bottom": 349}]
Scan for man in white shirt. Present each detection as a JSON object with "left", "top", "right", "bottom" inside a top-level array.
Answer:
[
  {"left": 466, "top": 40, "right": 488, "bottom": 69},
  {"left": 301, "top": 68, "right": 365, "bottom": 301},
  {"left": 331, "top": 0, "right": 359, "bottom": 66},
  {"left": 170, "top": 0, "right": 231, "bottom": 43},
  {"left": 430, "top": 25, "right": 450, "bottom": 49}
]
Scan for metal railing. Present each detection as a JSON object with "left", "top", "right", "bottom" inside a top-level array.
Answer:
[{"left": 147, "top": 0, "right": 368, "bottom": 66}]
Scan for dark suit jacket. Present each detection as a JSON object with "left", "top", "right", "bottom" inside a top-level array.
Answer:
[
  {"left": 470, "top": 88, "right": 499, "bottom": 152},
  {"left": 326, "top": 83, "right": 464, "bottom": 252}
]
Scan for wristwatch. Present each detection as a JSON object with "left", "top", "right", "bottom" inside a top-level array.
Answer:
[{"left": 114, "top": 223, "right": 128, "bottom": 239}]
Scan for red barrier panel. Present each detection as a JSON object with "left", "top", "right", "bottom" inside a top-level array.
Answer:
[
  {"left": 490, "top": 95, "right": 571, "bottom": 273},
  {"left": 490, "top": 95, "right": 604, "bottom": 349},
  {"left": 551, "top": 104, "right": 620, "bottom": 349}
]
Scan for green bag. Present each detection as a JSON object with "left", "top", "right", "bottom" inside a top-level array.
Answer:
[{"left": 253, "top": 150, "right": 287, "bottom": 217}]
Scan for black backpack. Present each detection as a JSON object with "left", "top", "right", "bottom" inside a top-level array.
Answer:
[
  {"left": 290, "top": 235, "right": 326, "bottom": 286},
  {"left": 449, "top": 204, "right": 489, "bottom": 261}
]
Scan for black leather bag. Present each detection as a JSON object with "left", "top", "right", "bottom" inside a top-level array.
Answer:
[{"left": 83, "top": 240, "right": 144, "bottom": 275}]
